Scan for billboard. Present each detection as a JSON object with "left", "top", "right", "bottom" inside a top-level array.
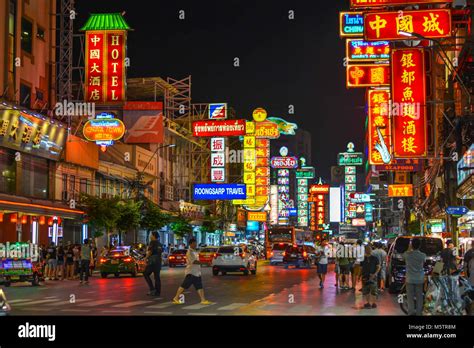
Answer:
[
  {"left": 208, "top": 103, "right": 227, "bottom": 119},
  {"left": 367, "top": 89, "right": 392, "bottom": 165},
  {"left": 364, "top": 9, "right": 451, "bottom": 41},
  {"left": 329, "top": 187, "right": 343, "bottom": 223},
  {"left": 193, "top": 184, "right": 246, "bottom": 200},
  {"left": 374, "top": 158, "right": 422, "bottom": 172},
  {"left": 85, "top": 30, "right": 126, "bottom": 104},
  {"left": 391, "top": 48, "right": 427, "bottom": 158},
  {"left": 270, "top": 156, "right": 298, "bottom": 169},
  {"left": 388, "top": 184, "right": 414, "bottom": 197},
  {"left": 193, "top": 120, "right": 246, "bottom": 137},
  {"left": 346, "top": 64, "right": 390, "bottom": 88},
  {"left": 346, "top": 39, "right": 390, "bottom": 62},
  {"left": 123, "top": 102, "right": 164, "bottom": 144},
  {"left": 340, "top": 12, "right": 364, "bottom": 37}
]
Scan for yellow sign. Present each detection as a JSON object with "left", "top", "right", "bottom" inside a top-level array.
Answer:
[
  {"left": 233, "top": 198, "right": 256, "bottom": 205},
  {"left": 243, "top": 136, "right": 256, "bottom": 148},
  {"left": 247, "top": 212, "right": 267, "bottom": 222},
  {"left": 244, "top": 172, "right": 256, "bottom": 184},
  {"left": 247, "top": 184, "right": 256, "bottom": 196},
  {"left": 246, "top": 121, "right": 255, "bottom": 135},
  {"left": 252, "top": 108, "right": 267, "bottom": 122}
]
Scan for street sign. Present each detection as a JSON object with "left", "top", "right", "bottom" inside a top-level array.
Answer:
[{"left": 445, "top": 206, "right": 469, "bottom": 216}]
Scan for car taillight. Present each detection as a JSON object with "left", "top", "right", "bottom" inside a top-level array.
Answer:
[
  {"left": 169, "top": 256, "right": 175, "bottom": 259},
  {"left": 282, "top": 252, "right": 286, "bottom": 257},
  {"left": 239, "top": 253, "right": 245, "bottom": 258},
  {"left": 303, "top": 251, "right": 307, "bottom": 257},
  {"left": 270, "top": 252, "right": 274, "bottom": 256},
  {"left": 100, "top": 258, "right": 107, "bottom": 263},
  {"left": 215, "top": 253, "right": 222, "bottom": 258},
  {"left": 123, "top": 257, "right": 132, "bottom": 262}
]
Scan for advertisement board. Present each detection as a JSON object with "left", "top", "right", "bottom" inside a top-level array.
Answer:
[
  {"left": 193, "top": 184, "right": 246, "bottom": 200},
  {"left": 123, "top": 102, "right": 164, "bottom": 144}
]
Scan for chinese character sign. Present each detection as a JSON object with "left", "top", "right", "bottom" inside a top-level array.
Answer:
[
  {"left": 351, "top": 0, "right": 452, "bottom": 8},
  {"left": 85, "top": 30, "right": 126, "bottom": 104},
  {"left": 211, "top": 137, "right": 226, "bottom": 182},
  {"left": 346, "top": 64, "right": 390, "bottom": 88},
  {"left": 367, "top": 89, "right": 392, "bottom": 165},
  {"left": 364, "top": 9, "right": 451, "bottom": 41},
  {"left": 391, "top": 48, "right": 427, "bottom": 158}
]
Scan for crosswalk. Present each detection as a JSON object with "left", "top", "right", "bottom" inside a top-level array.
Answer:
[{"left": 6, "top": 296, "right": 255, "bottom": 315}]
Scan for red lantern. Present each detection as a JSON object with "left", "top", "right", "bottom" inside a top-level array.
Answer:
[
  {"left": 48, "top": 217, "right": 54, "bottom": 226},
  {"left": 10, "top": 213, "right": 17, "bottom": 223},
  {"left": 0, "top": 212, "right": 3, "bottom": 223},
  {"left": 39, "top": 216, "right": 46, "bottom": 225},
  {"left": 21, "top": 215, "right": 28, "bottom": 224}
]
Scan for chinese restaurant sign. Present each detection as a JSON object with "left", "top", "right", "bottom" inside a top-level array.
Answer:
[
  {"left": 388, "top": 184, "right": 414, "bottom": 197},
  {"left": 210, "top": 137, "right": 226, "bottom": 182},
  {"left": 85, "top": 30, "right": 126, "bottom": 104},
  {"left": 346, "top": 39, "right": 390, "bottom": 62},
  {"left": 374, "top": 158, "right": 421, "bottom": 172},
  {"left": 391, "top": 48, "right": 427, "bottom": 158},
  {"left": 364, "top": 9, "right": 451, "bottom": 41},
  {"left": 340, "top": 12, "right": 364, "bottom": 37},
  {"left": 346, "top": 64, "right": 390, "bottom": 88},
  {"left": 192, "top": 120, "right": 246, "bottom": 137},
  {"left": 83, "top": 114, "right": 126, "bottom": 143},
  {"left": 367, "top": 89, "right": 392, "bottom": 165},
  {"left": 351, "top": 0, "right": 452, "bottom": 8}
]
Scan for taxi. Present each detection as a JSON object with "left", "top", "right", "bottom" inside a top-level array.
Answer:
[
  {"left": 199, "top": 246, "right": 219, "bottom": 266},
  {"left": 99, "top": 246, "right": 146, "bottom": 278}
]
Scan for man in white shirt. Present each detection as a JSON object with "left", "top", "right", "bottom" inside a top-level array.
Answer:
[
  {"left": 316, "top": 240, "right": 330, "bottom": 288},
  {"left": 173, "top": 238, "right": 213, "bottom": 305}
]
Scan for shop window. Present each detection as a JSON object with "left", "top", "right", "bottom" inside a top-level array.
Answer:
[
  {"left": 36, "top": 26, "right": 45, "bottom": 40},
  {"left": 0, "top": 148, "right": 16, "bottom": 194},
  {"left": 21, "top": 17, "right": 33, "bottom": 54},
  {"left": 19, "top": 83, "right": 31, "bottom": 108},
  {"left": 19, "top": 154, "right": 48, "bottom": 199}
]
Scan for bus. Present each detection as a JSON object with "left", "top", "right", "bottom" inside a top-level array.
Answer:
[{"left": 265, "top": 226, "right": 296, "bottom": 260}]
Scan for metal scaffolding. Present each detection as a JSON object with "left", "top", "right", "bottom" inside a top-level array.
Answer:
[{"left": 57, "top": 0, "right": 74, "bottom": 105}]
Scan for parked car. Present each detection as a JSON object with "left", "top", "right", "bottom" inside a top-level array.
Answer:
[
  {"left": 269, "top": 242, "right": 291, "bottom": 265},
  {"left": 212, "top": 245, "right": 257, "bottom": 276},
  {"left": 168, "top": 249, "right": 187, "bottom": 267},
  {"left": 199, "top": 246, "right": 219, "bottom": 266},
  {"left": 0, "top": 258, "right": 43, "bottom": 287},
  {"left": 283, "top": 245, "right": 317, "bottom": 268},
  {"left": 387, "top": 236, "right": 444, "bottom": 293},
  {"left": 99, "top": 247, "right": 146, "bottom": 278}
]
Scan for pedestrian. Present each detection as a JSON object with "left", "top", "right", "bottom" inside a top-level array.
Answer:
[
  {"left": 361, "top": 245, "right": 380, "bottom": 309},
  {"left": 351, "top": 240, "right": 364, "bottom": 292},
  {"left": 403, "top": 238, "right": 427, "bottom": 316},
  {"left": 65, "top": 245, "right": 74, "bottom": 280},
  {"left": 463, "top": 242, "right": 474, "bottom": 280},
  {"left": 73, "top": 244, "right": 80, "bottom": 279},
  {"left": 79, "top": 239, "right": 92, "bottom": 285},
  {"left": 172, "top": 238, "right": 213, "bottom": 305},
  {"left": 46, "top": 242, "right": 57, "bottom": 281},
  {"left": 371, "top": 242, "right": 387, "bottom": 292},
  {"left": 441, "top": 240, "right": 461, "bottom": 275},
  {"left": 316, "top": 240, "right": 330, "bottom": 289},
  {"left": 334, "top": 245, "right": 340, "bottom": 288},
  {"left": 90, "top": 242, "right": 98, "bottom": 277},
  {"left": 143, "top": 231, "right": 162, "bottom": 296},
  {"left": 56, "top": 245, "right": 65, "bottom": 281},
  {"left": 337, "top": 245, "right": 351, "bottom": 290}
]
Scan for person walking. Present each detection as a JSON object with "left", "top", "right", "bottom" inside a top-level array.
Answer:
[
  {"left": 372, "top": 242, "right": 387, "bottom": 292},
  {"left": 46, "top": 242, "right": 57, "bottom": 281},
  {"left": 337, "top": 247, "right": 351, "bottom": 290},
  {"left": 403, "top": 238, "right": 427, "bottom": 316},
  {"left": 361, "top": 245, "right": 380, "bottom": 309},
  {"left": 173, "top": 238, "right": 213, "bottom": 305},
  {"left": 316, "top": 240, "right": 330, "bottom": 289},
  {"left": 65, "top": 245, "right": 74, "bottom": 280},
  {"left": 351, "top": 240, "right": 364, "bottom": 291},
  {"left": 464, "top": 242, "right": 474, "bottom": 285},
  {"left": 72, "top": 244, "right": 80, "bottom": 279},
  {"left": 143, "top": 231, "right": 162, "bottom": 296},
  {"left": 79, "top": 239, "right": 92, "bottom": 285},
  {"left": 56, "top": 245, "right": 65, "bottom": 281}
]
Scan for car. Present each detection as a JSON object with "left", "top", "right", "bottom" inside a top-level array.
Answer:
[
  {"left": 212, "top": 245, "right": 257, "bottom": 276},
  {"left": 386, "top": 236, "right": 444, "bottom": 293},
  {"left": 0, "top": 258, "right": 43, "bottom": 287},
  {"left": 283, "top": 245, "right": 317, "bottom": 268},
  {"left": 168, "top": 249, "right": 187, "bottom": 267},
  {"left": 98, "top": 247, "right": 146, "bottom": 278},
  {"left": 269, "top": 242, "right": 291, "bottom": 265},
  {"left": 199, "top": 246, "right": 219, "bottom": 266}
]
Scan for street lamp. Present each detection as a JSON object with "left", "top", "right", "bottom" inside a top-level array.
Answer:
[{"left": 398, "top": 30, "right": 471, "bottom": 107}]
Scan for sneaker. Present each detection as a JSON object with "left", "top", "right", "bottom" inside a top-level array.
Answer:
[
  {"left": 172, "top": 298, "right": 183, "bottom": 305},
  {"left": 200, "top": 300, "right": 214, "bottom": 305},
  {"left": 147, "top": 290, "right": 156, "bottom": 296},
  {"left": 371, "top": 303, "right": 377, "bottom": 309},
  {"left": 363, "top": 303, "right": 371, "bottom": 309}
]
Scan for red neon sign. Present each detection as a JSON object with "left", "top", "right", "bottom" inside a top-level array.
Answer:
[
  {"left": 346, "top": 64, "right": 390, "bottom": 88},
  {"left": 391, "top": 48, "right": 427, "bottom": 158},
  {"left": 192, "top": 119, "right": 246, "bottom": 137},
  {"left": 367, "top": 89, "right": 391, "bottom": 165},
  {"left": 351, "top": 0, "right": 452, "bottom": 8},
  {"left": 85, "top": 31, "right": 126, "bottom": 104},
  {"left": 364, "top": 9, "right": 451, "bottom": 41}
]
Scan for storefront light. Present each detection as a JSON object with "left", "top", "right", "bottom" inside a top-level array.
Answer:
[
  {"left": 0, "top": 212, "right": 3, "bottom": 223},
  {"left": 21, "top": 215, "right": 28, "bottom": 224},
  {"left": 10, "top": 213, "right": 17, "bottom": 223},
  {"left": 39, "top": 216, "right": 46, "bottom": 225}
]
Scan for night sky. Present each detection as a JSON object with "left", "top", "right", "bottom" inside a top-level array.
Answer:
[{"left": 76, "top": 0, "right": 365, "bottom": 179}]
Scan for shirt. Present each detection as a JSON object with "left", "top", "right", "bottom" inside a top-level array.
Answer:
[
  {"left": 317, "top": 246, "right": 330, "bottom": 265},
  {"left": 80, "top": 245, "right": 91, "bottom": 260},
  {"left": 403, "top": 250, "right": 426, "bottom": 284},
  {"left": 185, "top": 248, "right": 201, "bottom": 277},
  {"left": 441, "top": 248, "right": 457, "bottom": 271},
  {"left": 361, "top": 255, "right": 379, "bottom": 281},
  {"left": 371, "top": 248, "right": 387, "bottom": 267}
]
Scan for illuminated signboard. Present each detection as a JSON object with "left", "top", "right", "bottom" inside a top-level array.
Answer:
[
  {"left": 309, "top": 191, "right": 328, "bottom": 231},
  {"left": 255, "top": 122, "right": 280, "bottom": 139},
  {"left": 364, "top": 9, "right": 451, "bottom": 41},
  {"left": 352, "top": 218, "right": 367, "bottom": 227},
  {"left": 210, "top": 137, "right": 226, "bottom": 183},
  {"left": 388, "top": 184, "right": 414, "bottom": 197},
  {"left": 309, "top": 185, "right": 330, "bottom": 195},
  {"left": 270, "top": 156, "right": 298, "bottom": 169},
  {"left": 0, "top": 108, "right": 67, "bottom": 161},
  {"left": 296, "top": 167, "right": 315, "bottom": 179},
  {"left": 83, "top": 114, "right": 126, "bottom": 143},
  {"left": 192, "top": 120, "right": 246, "bottom": 137},
  {"left": 340, "top": 12, "right": 364, "bottom": 37},
  {"left": 267, "top": 118, "right": 298, "bottom": 136},
  {"left": 368, "top": 89, "right": 392, "bottom": 165},
  {"left": 85, "top": 30, "right": 126, "bottom": 104},
  {"left": 351, "top": 0, "right": 452, "bottom": 8},
  {"left": 346, "top": 64, "right": 390, "bottom": 88},
  {"left": 346, "top": 39, "right": 390, "bottom": 62},
  {"left": 208, "top": 103, "right": 227, "bottom": 119},
  {"left": 391, "top": 48, "right": 427, "bottom": 158},
  {"left": 193, "top": 184, "right": 246, "bottom": 200},
  {"left": 247, "top": 212, "right": 267, "bottom": 222},
  {"left": 338, "top": 152, "right": 364, "bottom": 166}
]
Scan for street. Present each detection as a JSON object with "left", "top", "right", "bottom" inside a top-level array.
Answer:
[{"left": 3, "top": 262, "right": 401, "bottom": 316}]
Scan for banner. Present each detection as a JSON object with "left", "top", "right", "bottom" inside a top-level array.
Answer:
[{"left": 123, "top": 102, "right": 164, "bottom": 144}]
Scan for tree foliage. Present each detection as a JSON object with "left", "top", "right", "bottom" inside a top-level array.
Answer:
[
  {"left": 141, "top": 198, "right": 170, "bottom": 232},
  {"left": 170, "top": 215, "right": 193, "bottom": 240}
]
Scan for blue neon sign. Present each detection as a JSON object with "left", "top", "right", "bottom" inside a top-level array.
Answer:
[{"left": 193, "top": 184, "right": 246, "bottom": 200}]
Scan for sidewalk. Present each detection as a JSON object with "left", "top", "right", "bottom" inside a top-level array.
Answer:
[{"left": 234, "top": 265, "right": 403, "bottom": 315}]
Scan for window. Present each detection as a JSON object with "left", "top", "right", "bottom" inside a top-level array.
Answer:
[
  {"left": 80, "top": 178, "right": 89, "bottom": 194},
  {"left": 0, "top": 148, "right": 16, "bottom": 194},
  {"left": 19, "top": 154, "right": 48, "bottom": 198},
  {"left": 19, "top": 83, "right": 31, "bottom": 108},
  {"left": 36, "top": 89, "right": 43, "bottom": 101},
  {"left": 95, "top": 177, "right": 100, "bottom": 196},
  {"left": 36, "top": 26, "right": 45, "bottom": 40},
  {"left": 69, "top": 175, "right": 75, "bottom": 195},
  {"left": 21, "top": 17, "right": 33, "bottom": 54}
]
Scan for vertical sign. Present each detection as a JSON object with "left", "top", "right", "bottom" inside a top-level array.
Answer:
[
  {"left": 368, "top": 89, "right": 392, "bottom": 165},
  {"left": 85, "top": 31, "right": 126, "bottom": 104},
  {"left": 391, "top": 48, "right": 427, "bottom": 158},
  {"left": 211, "top": 137, "right": 226, "bottom": 182}
]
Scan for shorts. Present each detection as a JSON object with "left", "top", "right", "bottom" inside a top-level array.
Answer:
[
  {"left": 378, "top": 267, "right": 386, "bottom": 281},
  {"left": 362, "top": 280, "right": 377, "bottom": 296},
  {"left": 334, "top": 264, "right": 340, "bottom": 274},
  {"left": 181, "top": 274, "right": 203, "bottom": 290},
  {"left": 48, "top": 259, "right": 57, "bottom": 268},
  {"left": 339, "top": 264, "right": 350, "bottom": 275},
  {"left": 351, "top": 264, "right": 361, "bottom": 277},
  {"left": 57, "top": 260, "right": 64, "bottom": 266},
  {"left": 317, "top": 263, "right": 328, "bottom": 274}
]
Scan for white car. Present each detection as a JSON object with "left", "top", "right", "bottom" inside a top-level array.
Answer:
[{"left": 212, "top": 245, "right": 257, "bottom": 276}]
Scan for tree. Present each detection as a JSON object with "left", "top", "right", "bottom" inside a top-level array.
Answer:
[
  {"left": 170, "top": 215, "right": 193, "bottom": 242},
  {"left": 140, "top": 198, "right": 171, "bottom": 239},
  {"left": 80, "top": 194, "right": 121, "bottom": 241},
  {"left": 199, "top": 210, "right": 218, "bottom": 244},
  {"left": 116, "top": 199, "right": 142, "bottom": 244}
]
